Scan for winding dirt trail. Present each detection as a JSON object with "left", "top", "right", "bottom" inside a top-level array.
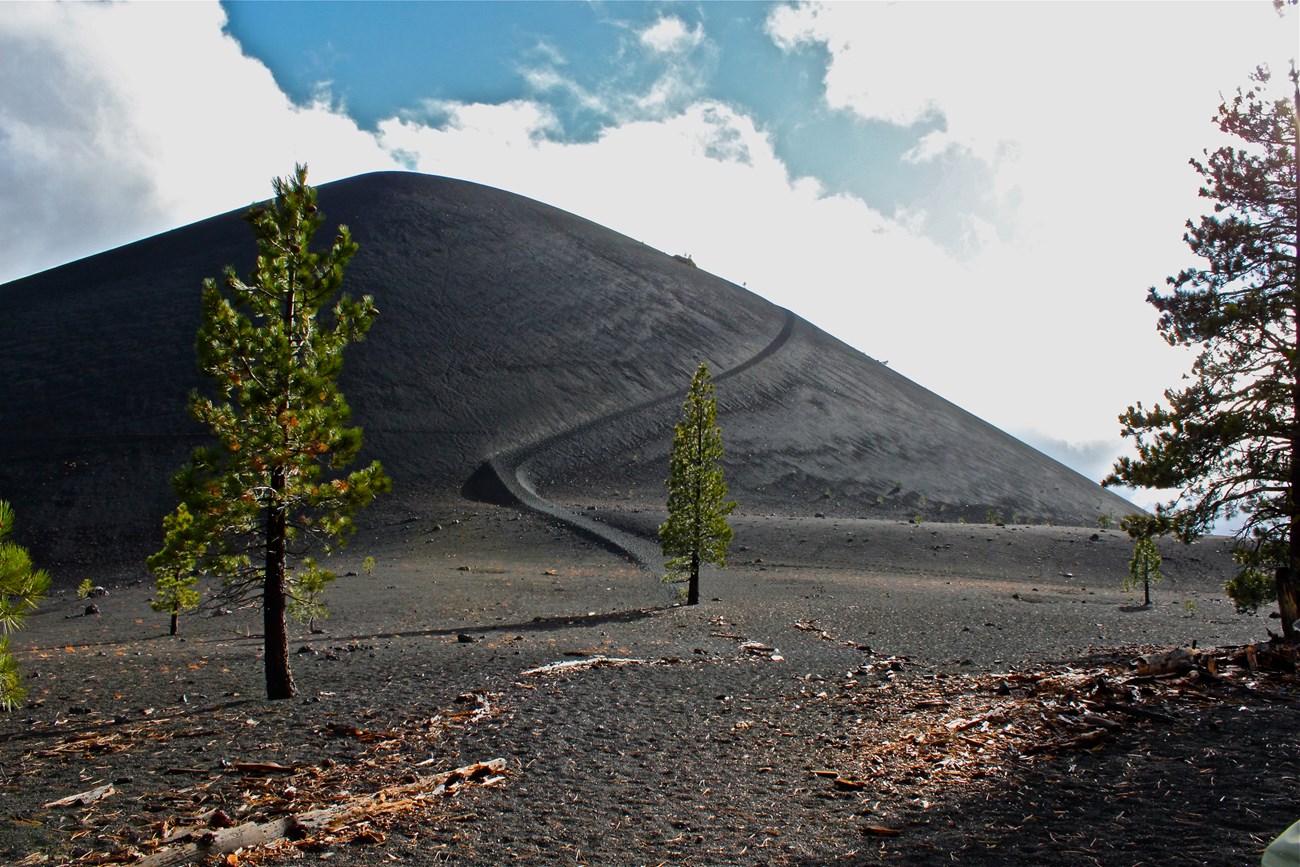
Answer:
[{"left": 465, "top": 309, "right": 798, "bottom": 570}]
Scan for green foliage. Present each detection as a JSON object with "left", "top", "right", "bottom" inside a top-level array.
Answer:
[
  {"left": 1122, "top": 513, "right": 1168, "bottom": 604},
  {"left": 288, "top": 558, "right": 334, "bottom": 632},
  {"left": 362, "top": 556, "right": 377, "bottom": 577},
  {"left": 1125, "top": 537, "right": 1164, "bottom": 603},
  {"left": 147, "top": 503, "right": 202, "bottom": 634},
  {"left": 0, "top": 500, "right": 50, "bottom": 711},
  {"left": 152, "top": 164, "right": 391, "bottom": 698},
  {"left": 659, "top": 363, "right": 736, "bottom": 606},
  {"left": 1225, "top": 541, "right": 1283, "bottom": 614},
  {"left": 76, "top": 578, "right": 94, "bottom": 599},
  {"left": 1097, "top": 512, "right": 1113, "bottom": 531},
  {"left": 1105, "top": 67, "right": 1300, "bottom": 634}
]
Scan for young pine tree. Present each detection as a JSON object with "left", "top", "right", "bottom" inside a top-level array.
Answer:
[
  {"left": 0, "top": 500, "right": 50, "bottom": 711},
  {"left": 288, "top": 559, "right": 333, "bottom": 634},
  {"left": 1121, "top": 514, "right": 1167, "bottom": 606},
  {"left": 660, "top": 363, "right": 736, "bottom": 605},
  {"left": 153, "top": 164, "right": 390, "bottom": 700},
  {"left": 147, "top": 503, "right": 201, "bottom": 635}
]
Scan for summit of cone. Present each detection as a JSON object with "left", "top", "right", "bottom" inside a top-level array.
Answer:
[{"left": 0, "top": 171, "right": 1136, "bottom": 576}]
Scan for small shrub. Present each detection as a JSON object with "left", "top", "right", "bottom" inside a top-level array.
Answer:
[
  {"left": 76, "top": 578, "right": 95, "bottom": 599},
  {"left": 1225, "top": 543, "right": 1279, "bottom": 615},
  {"left": 362, "top": 556, "right": 377, "bottom": 577}
]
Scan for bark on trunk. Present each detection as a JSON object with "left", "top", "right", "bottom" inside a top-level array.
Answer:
[
  {"left": 687, "top": 551, "right": 700, "bottom": 606},
  {"left": 1289, "top": 82, "right": 1300, "bottom": 641},
  {"left": 169, "top": 612, "right": 179, "bottom": 636},
  {"left": 1277, "top": 567, "right": 1299, "bottom": 638},
  {"left": 264, "top": 481, "right": 295, "bottom": 699}
]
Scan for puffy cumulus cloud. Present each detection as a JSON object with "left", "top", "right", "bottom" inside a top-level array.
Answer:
[
  {"left": 762, "top": 0, "right": 1296, "bottom": 458},
  {"left": 0, "top": 1, "right": 396, "bottom": 284},
  {"left": 768, "top": 3, "right": 1295, "bottom": 165},
  {"left": 639, "top": 16, "right": 705, "bottom": 55}
]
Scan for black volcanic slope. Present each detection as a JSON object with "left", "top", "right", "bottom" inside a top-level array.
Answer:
[{"left": 0, "top": 172, "right": 1135, "bottom": 575}]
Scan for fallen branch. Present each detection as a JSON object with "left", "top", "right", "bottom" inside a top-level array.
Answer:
[
  {"left": 521, "top": 657, "right": 655, "bottom": 676},
  {"left": 134, "top": 758, "right": 506, "bottom": 866},
  {"left": 44, "top": 783, "right": 114, "bottom": 809}
]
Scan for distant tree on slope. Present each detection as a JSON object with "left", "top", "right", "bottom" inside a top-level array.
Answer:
[
  {"left": 152, "top": 165, "right": 390, "bottom": 699},
  {"left": 660, "top": 363, "right": 736, "bottom": 606},
  {"left": 0, "top": 500, "right": 50, "bottom": 711},
  {"left": 1104, "top": 66, "right": 1299, "bottom": 635}
]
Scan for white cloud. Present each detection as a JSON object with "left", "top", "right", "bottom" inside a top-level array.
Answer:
[
  {"left": 640, "top": 16, "right": 705, "bottom": 55},
  {"left": 0, "top": 1, "right": 396, "bottom": 284},
  {"left": 763, "top": 0, "right": 1296, "bottom": 457}
]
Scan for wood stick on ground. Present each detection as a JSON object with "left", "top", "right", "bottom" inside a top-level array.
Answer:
[
  {"left": 133, "top": 758, "right": 506, "bottom": 867},
  {"left": 43, "top": 783, "right": 114, "bottom": 809}
]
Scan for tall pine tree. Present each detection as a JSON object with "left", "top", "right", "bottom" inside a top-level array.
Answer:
[
  {"left": 154, "top": 165, "right": 390, "bottom": 699},
  {"left": 1105, "top": 67, "right": 1299, "bottom": 635},
  {"left": 0, "top": 500, "right": 49, "bottom": 711},
  {"left": 660, "top": 363, "right": 736, "bottom": 606}
]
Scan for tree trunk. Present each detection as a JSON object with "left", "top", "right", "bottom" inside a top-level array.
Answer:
[
  {"left": 1277, "top": 567, "right": 1299, "bottom": 639},
  {"left": 687, "top": 551, "right": 699, "bottom": 606},
  {"left": 264, "top": 482, "right": 295, "bottom": 699},
  {"left": 1289, "top": 82, "right": 1300, "bottom": 641},
  {"left": 1143, "top": 576, "right": 1150, "bottom": 607},
  {"left": 169, "top": 612, "right": 179, "bottom": 636}
]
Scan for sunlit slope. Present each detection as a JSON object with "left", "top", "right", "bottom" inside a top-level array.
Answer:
[{"left": 0, "top": 171, "right": 1135, "bottom": 574}]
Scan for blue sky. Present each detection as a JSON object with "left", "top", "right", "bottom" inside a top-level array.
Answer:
[
  {"left": 1, "top": 1, "right": 1296, "bottom": 511},
  {"left": 221, "top": 2, "right": 975, "bottom": 243}
]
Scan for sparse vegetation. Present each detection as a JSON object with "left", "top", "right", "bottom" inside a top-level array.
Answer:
[
  {"left": 76, "top": 578, "right": 94, "bottom": 599},
  {"left": 0, "top": 501, "right": 49, "bottom": 711},
  {"left": 1122, "top": 514, "right": 1167, "bottom": 606},
  {"left": 363, "top": 555, "right": 377, "bottom": 577},
  {"left": 150, "top": 164, "right": 391, "bottom": 699},
  {"left": 1224, "top": 542, "right": 1283, "bottom": 615},
  {"left": 289, "top": 559, "right": 333, "bottom": 633},
  {"left": 148, "top": 503, "right": 201, "bottom": 635},
  {"left": 660, "top": 362, "right": 736, "bottom": 606}
]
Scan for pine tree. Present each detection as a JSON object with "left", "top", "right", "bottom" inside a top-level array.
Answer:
[
  {"left": 1105, "top": 67, "right": 1299, "bottom": 634},
  {"left": 153, "top": 165, "right": 391, "bottom": 699},
  {"left": 288, "top": 559, "right": 333, "bottom": 634},
  {"left": 1121, "top": 515, "right": 1165, "bottom": 607},
  {"left": 0, "top": 500, "right": 50, "bottom": 711},
  {"left": 659, "top": 362, "right": 736, "bottom": 605},
  {"left": 147, "top": 503, "right": 201, "bottom": 635}
]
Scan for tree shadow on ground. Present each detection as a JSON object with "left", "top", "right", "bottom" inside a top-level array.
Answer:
[{"left": 325, "top": 604, "right": 674, "bottom": 645}]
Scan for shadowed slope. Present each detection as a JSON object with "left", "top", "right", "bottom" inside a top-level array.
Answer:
[{"left": 0, "top": 172, "right": 1135, "bottom": 578}]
